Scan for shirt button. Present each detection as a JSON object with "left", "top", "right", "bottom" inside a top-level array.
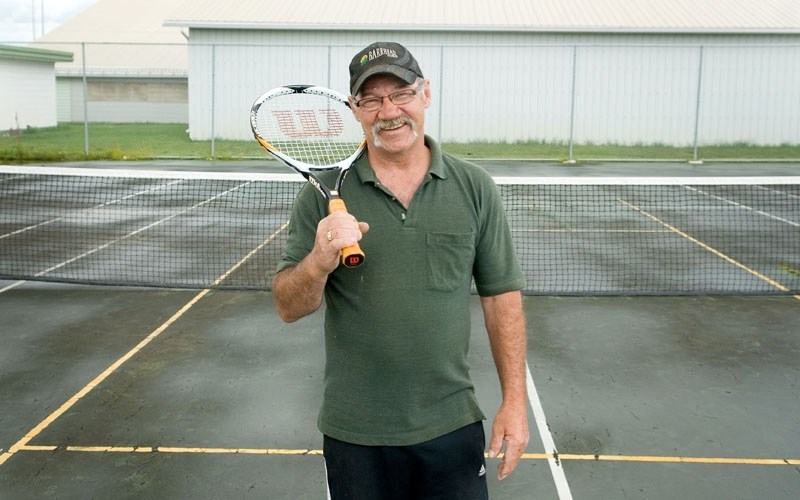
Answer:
[{"left": 401, "top": 213, "right": 406, "bottom": 220}]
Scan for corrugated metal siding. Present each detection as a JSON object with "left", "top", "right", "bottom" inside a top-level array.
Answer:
[
  {"left": 698, "top": 44, "right": 800, "bottom": 144},
  {"left": 56, "top": 78, "right": 71, "bottom": 122},
  {"left": 184, "top": 30, "right": 800, "bottom": 146}
]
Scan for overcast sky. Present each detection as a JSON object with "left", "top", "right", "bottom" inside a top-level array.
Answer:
[{"left": 1, "top": 0, "right": 97, "bottom": 43}]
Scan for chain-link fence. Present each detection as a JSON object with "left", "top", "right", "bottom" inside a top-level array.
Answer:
[{"left": 5, "top": 41, "right": 800, "bottom": 162}]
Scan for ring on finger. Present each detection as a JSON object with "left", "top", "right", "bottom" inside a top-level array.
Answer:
[{"left": 326, "top": 230, "right": 333, "bottom": 242}]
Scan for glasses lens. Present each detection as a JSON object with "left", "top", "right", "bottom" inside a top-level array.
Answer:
[
  {"left": 358, "top": 97, "right": 381, "bottom": 110},
  {"left": 389, "top": 90, "right": 415, "bottom": 105},
  {"left": 357, "top": 83, "right": 421, "bottom": 110}
]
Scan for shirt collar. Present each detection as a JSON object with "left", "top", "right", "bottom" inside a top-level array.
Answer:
[{"left": 353, "top": 135, "right": 448, "bottom": 184}]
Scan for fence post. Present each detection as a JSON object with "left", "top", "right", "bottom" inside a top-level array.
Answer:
[
  {"left": 210, "top": 44, "right": 216, "bottom": 158},
  {"left": 327, "top": 44, "right": 332, "bottom": 88},
  {"left": 567, "top": 45, "right": 578, "bottom": 163},
  {"left": 437, "top": 45, "right": 444, "bottom": 146},
  {"left": 691, "top": 45, "right": 705, "bottom": 163},
  {"left": 81, "top": 42, "right": 89, "bottom": 158}
]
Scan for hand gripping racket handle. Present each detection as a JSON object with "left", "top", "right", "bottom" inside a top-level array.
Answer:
[{"left": 328, "top": 198, "right": 365, "bottom": 268}]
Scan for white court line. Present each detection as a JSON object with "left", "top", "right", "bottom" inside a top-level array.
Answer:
[
  {"left": 683, "top": 185, "right": 800, "bottom": 227},
  {"left": 0, "top": 178, "right": 185, "bottom": 241},
  {"left": 0, "top": 280, "right": 26, "bottom": 294},
  {"left": 1, "top": 178, "right": 186, "bottom": 294},
  {"left": 755, "top": 184, "right": 800, "bottom": 201},
  {"left": 526, "top": 362, "right": 573, "bottom": 499},
  {"left": 0, "top": 180, "right": 251, "bottom": 293}
]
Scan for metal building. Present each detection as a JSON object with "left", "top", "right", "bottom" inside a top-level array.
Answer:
[
  {"left": 163, "top": 0, "right": 800, "bottom": 147},
  {"left": 0, "top": 44, "right": 73, "bottom": 130}
]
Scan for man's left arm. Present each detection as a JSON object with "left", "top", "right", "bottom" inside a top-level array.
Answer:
[{"left": 481, "top": 290, "right": 530, "bottom": 480}]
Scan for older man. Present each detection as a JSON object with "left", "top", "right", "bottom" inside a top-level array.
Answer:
[{"left": 273, "top": 41, "right": 529, "bottom": 499}]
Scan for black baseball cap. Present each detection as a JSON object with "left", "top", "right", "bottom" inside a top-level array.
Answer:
[{"left": 349, "top": 42, "right": 424, "bottom": 96}]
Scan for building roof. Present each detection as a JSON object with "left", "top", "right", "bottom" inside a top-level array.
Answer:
[
  {"left": 163, "top": 0, "right": 800, "bottom": 34},
  {"left": 25, "top": 0, "right": 800, "bottom": 78},
  {"left": 0, "top": 44, "right": 73, "bottom": 63},
  {"left": 33, "top": 0, "right": 187, "bottom": 77}
]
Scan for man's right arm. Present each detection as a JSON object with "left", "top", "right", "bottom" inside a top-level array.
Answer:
[{"left": 272, "top": 260, "right": 329, "bottom": 323}]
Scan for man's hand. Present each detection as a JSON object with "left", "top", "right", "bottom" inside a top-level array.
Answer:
[
  {"left": 487, "top": 401, "right": 529, "bottom": 480},
  {"left": 272, "top": 212, "right": 367, "bottom": 323},
  {"left": 312, "top": 211, "right": 368, "bottom": 274}
]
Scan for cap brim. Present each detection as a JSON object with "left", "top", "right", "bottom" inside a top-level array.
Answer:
[{"left": 351, "top": 65, "right": 418, "bottom": 96}]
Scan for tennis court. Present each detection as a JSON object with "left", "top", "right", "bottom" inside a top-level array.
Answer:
[{"left": 1, "top": 161, "right": 798, "bottom": 499}]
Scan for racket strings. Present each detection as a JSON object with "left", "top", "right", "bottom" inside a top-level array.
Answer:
[{"left": 255, "top": 92, "right": 363, "bottom": 167}]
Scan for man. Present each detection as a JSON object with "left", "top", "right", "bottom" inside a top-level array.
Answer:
[{"left": 273, "top": 41, "right": 529, "bottom": 499}]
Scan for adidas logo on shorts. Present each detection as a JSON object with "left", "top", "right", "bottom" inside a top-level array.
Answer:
[{"left": 478, "top": 464, "right": 486, "bottom": 477}]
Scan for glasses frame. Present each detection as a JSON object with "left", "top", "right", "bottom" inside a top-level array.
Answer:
[{"left": 352, "top": 81, "right": 425, "bottom": 111}]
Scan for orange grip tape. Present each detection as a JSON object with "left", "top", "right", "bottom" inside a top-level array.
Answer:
[{"left": 328, "top": 198, "right": 365, "bottom": 268}]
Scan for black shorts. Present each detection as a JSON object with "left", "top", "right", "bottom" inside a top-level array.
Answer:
[{"left": 323, "top": 421, "right": 489, "bottom": 500}]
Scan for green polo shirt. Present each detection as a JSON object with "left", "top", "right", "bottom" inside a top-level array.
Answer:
[{"left": 277, "top": 136, "right": 525, "bottom": 446}]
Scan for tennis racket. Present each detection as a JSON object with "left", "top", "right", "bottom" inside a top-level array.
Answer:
[{"left": 250, "top": 85, "right": 366, "bottom": 268}]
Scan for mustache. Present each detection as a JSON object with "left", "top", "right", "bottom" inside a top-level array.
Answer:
[
  {"left": 370, "top": 115, "right": 418, "bottom": 148},
  {"left": 373, "top": 116, "right": 416, "bottom": 134}
]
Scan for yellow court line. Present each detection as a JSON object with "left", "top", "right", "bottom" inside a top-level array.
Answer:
[
  {"left": 617, "top": 199, "right": 792, "bottom": 294},
  {"left": 553, "top": 454, "right": 800, "bottom": 466},
  {"left": 17, "top": 445, "right": 799, "bottom": 466},
  {"left": 59, "top": 446, "right": 322, "bottom": 456},
  {"left": 19, "top": 445, "right": 57, "bottom": 452},
  {"left": 0, "top": 224, "right": 289, "bottom": 468},
  {"left": 0, "top": 289, "right": 211, "bottom": 467}
]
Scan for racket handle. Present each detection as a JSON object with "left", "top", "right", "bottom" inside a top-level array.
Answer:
[{"left": 328, "top": 198, "right": 365, "bottom": 268}]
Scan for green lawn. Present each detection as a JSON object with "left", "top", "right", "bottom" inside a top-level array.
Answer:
[
  {"left": 0, "top": 123, "right": 262, "bottom": 162},
  {"left": 2, "top": 122, "right": 799, "bottom": 162}
]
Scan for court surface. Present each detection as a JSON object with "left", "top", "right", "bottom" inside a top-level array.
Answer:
[{"left": 1, "top": 161, "right": 798, "bottom": 499}]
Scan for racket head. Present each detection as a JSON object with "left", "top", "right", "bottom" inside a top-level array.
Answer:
[{"left": 250, "top": 85, "right": 366, "bottom": 173}]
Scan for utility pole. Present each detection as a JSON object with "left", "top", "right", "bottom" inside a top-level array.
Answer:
[{"left": 31, "top": 0, "right": 45, "bottom": 40}]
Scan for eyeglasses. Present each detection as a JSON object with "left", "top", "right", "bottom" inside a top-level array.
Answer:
[{"left": 353, "top": 82, "right": 424, "bottom": 112}]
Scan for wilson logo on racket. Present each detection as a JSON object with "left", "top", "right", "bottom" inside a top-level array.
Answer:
[{"left": 271, "top": 109, "right": 344, "bottom": 138}]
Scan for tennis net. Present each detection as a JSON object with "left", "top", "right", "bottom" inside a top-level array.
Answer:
[{"left": 1, "top": 166, "right": 798, "bottom": 295}]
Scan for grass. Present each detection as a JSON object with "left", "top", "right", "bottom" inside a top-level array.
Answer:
[
  {"left": 444, "top": 140, "right": 800, "bottom": 161},
  {"left": 0, "top": 123, "right": 264, "bottom": 162},
  {"left": 2, "top": 122, "right": 799, "bottom": 163}
]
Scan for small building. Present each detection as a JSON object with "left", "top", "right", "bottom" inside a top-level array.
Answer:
[
  {"left": 0, "top": 44, "right": 73, "bottom": 131},
  {"left": 33, "top": 0, "right": 188, "bottom": 125}
]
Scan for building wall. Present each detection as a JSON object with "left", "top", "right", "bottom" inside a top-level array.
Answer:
[
  {"left": 183, "top": 29, "right": 800, "bottom": 146},
  {"left": 58, "top": 77, "right": 188, "bottom": 124},
  {"left": 0, "top": 57, "right": 59, "bottom": 130}
]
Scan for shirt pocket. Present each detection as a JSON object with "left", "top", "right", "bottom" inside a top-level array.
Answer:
[{"left": 426, "top": 232, "right": 475, "bottom": 292}]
